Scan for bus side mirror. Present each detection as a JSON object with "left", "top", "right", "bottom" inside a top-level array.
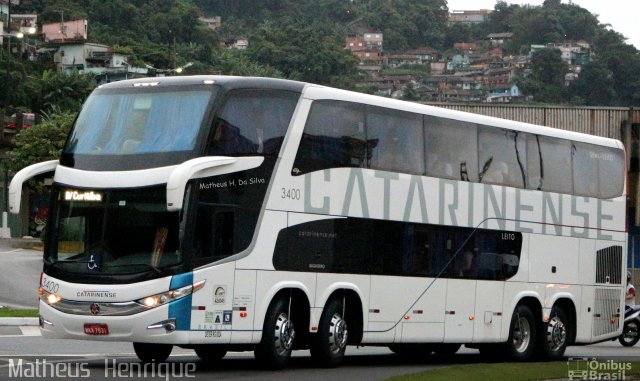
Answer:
[
  {"left": 9, "top": 160, "right": 59, "bottom": 214},
  {"left": 166, "top": 156, "right": 264, "bottom": 211}
]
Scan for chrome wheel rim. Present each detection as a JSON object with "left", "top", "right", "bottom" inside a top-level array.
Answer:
[
  {"left": 274, "top": 312, "right": 295, "bottom": 356},
  {"left": 328, "top": 313, "right": 348, "bottom": 353},
  {"left": 546, "top": 316, "right": 567, "bottom": 351},
  {"left": 513, "top": 315, "right": 531, "bottom": 353}
]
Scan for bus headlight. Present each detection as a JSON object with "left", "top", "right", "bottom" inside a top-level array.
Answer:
[
  {"left": 136, "top": 280, "right": 205, "bottom": 309},
  {"left": 39, "top": 288, "right": 62, "bottom": 305}
]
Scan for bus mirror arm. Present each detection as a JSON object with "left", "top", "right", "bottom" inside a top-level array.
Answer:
[
  {"left": 166, "top": 156, "right": 264, "bottom": 211},
  {"left": 9, "top": 160, "right": 59, "bottom": 214}
]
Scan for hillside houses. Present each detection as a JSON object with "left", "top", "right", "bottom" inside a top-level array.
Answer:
[{"left": 346, "top": 12, "right": 593, "bottom": 104}]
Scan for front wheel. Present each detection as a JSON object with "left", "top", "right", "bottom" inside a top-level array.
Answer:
[
  {"left": 310, "top": 298, "right": 348, "bottom": 368},
  {"left": 133, "top": 342, "right": 172, "bottom": 363},
  {"left": 254, "top": 297, "right": 295, "bottom": 370},
  {"left": 538, "top": 306, "right": 569, "bottom": 359},
  {"left": 619, "top": 320, "right": 640, "bottom": 347},
  {"left": 504, "top": 305, "right": 536, "bottom": 361}
]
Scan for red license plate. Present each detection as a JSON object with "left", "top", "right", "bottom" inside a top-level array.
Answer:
[{"left": 84, "top": 323, "right": 109, "bottom": 335}]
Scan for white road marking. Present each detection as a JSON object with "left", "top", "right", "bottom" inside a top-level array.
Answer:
[{"left": 18, "top": 327, "right": 41, "bottom": 336}]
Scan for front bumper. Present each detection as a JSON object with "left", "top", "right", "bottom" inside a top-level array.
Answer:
[{"left": 38, "top": 300, "right": 191, "bottom": 344}]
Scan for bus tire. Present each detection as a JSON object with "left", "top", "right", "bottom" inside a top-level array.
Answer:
[
  {"left": 310, "top": 298, "right": 348, "bottom": 368},
  {"left": 194, "top": 345, "right": 227, "bottom": 362},
  {"left": 254, "top": 297, "right": 295, "bottom": 370},
  {"left": 538, "top": 305, "right": 569, "bottom": 360},
  {"left": 133, "top": 342, "right": 172, "bottom": 363},
  {"left": 504, "top": 304, "right": 537, "bottom": 361}
]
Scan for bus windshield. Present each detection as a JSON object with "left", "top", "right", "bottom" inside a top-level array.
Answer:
[
  {"left": 45, "top": 185, "right": 182, "bottom": 276},
  {"left": 62, "top": 86, "right": 217, "bottom": 170}
]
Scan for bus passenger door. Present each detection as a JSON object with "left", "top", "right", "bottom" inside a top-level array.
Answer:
[{"left": 445, "top": 279, "right": 476, "bottom": 342}]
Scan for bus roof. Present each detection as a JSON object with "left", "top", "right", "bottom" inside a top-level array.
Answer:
[
  {"left": 97, "top": 75, "right": 306, "bottom": 93},
  {"left": 98, "top": 75, "right": 621, "bottom": 150}
]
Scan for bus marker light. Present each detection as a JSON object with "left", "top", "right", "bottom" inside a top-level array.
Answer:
[
  {"left": 469, "top": 316, "right": 475, "bottom": 321},
  {"left": 543, "top": 316, "right": 549, "bottom": 322},
  {"left": 312, "top": 326, "right": 318, "bottom": 331},
  {"left": 240, "top": 312, "right": 248, "bottom": 318},
  {"left": 403, "top": 315, "right": 410, "bottom": 320}
]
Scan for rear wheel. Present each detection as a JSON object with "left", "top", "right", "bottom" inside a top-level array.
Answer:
[
  {"left": 194, "top": 346, "right": 227, "bottom": 362},
  {"left": 133, "top": 342, "right": 172, "bottom": 363},
  {"left": 310, "top": 298, "right": 348, "bottom": 368},
  {"left": 504, "top": 305, "right": 536, "bottom": 361},
  {"left": 619, "top": 320, "right": 640, "bottom": 347},
  {"left": 254, "top": 297, "right": 295, "bottom": 370},
  {"left": 538, "top": 306, "right": 569, "bottom": 359}
]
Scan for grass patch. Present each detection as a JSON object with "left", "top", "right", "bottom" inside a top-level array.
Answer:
[
  {"left": 0, "top": 309, "right": 39, "bottom": 318},
  {"left": 385, "top": 361, "right": 640, "bottom": 381}
]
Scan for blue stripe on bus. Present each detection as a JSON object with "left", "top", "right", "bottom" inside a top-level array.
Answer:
[{"left": 168, "top": 272, "right": 193, "bottom": 331}]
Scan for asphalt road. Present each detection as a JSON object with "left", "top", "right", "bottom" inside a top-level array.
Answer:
[
  {"left": 2, "top": 240, "right": 640, "bottom": 380},
  {"left": 0, "top": 338, "right": 639, "bottom": 381},
  {"left": 0, "top": 242, "right": 41, "bottom": 309}
]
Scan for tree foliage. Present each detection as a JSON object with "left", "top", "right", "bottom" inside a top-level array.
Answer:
[
  {"left": 516, "top": 48, "right": 569, "bottom": 103},
  {"left": 8, "top": 111, "right": 76, "bottom": 173},
  {"left": 247, "top": 21, "right": 360, "bottom": 87}
]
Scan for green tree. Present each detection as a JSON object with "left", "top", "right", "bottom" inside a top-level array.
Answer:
[
  {"left": 34, "top": 70, "right": 96, "bottom": 114},
  {"left": 8, "top": 111, "right": 75, "bottom": 173},
  {"left": 212, "top": 50, "right": 283, "bottom": 77},
  {"left": 247, "top": 21, "right": 359, "bottom": 87},
  {"left": 569, "top": 59, "right": 616, "bottom": 106},
  {"left": 517, "top": 48, "right": 569, "bottom": 103}
]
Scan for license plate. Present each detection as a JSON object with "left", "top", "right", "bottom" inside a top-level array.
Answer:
[{"left": 83, "top": 323, "right": 109, "bottom": 335}]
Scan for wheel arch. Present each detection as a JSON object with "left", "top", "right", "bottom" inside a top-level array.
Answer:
[
  {"left": 550, "top": 297, "right": 577, "bottom": 345},
  {"left": 319, "top": 286, "right": 365, "bottom": 345},
  {"left": 504, "top": 293, "right": 544, "bottom": 341},
  {"left": 256, "top": 283, "right": 312, "bottom": 346}
]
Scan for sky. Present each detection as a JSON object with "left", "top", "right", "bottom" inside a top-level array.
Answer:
[{"left": 447, "top": 0, "right": 640, "bottom": 50}]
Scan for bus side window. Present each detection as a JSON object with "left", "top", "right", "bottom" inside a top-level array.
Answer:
[
  {"left": 535, "top": 137, "right": 573, "bottom": 194},
  {"left": 478, "top": 127, "right": 526, "bottom": 188},
  {"left": 424, "top": 116, "right": 478, "bottom": 182},
  {"left": 208, "top": 89, "right": 298, "bottom": 157},
  {"left": 293, "top": 100, "right": 366, "bottom": 175},
  {"left": 573, "top": 142, "right": 600, "bottom": 197},
  {"left": 367, "top": 107, "right": 424, "bottom": 175},
  {"left": 597, "top": 146, "right": 624, "bottom": 199}
]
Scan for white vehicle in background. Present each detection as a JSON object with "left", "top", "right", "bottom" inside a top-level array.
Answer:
[{"left": 11, "top": 76, "right": 627, "bottom": 369}]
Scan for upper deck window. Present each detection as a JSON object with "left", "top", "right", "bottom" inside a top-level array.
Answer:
[
  {"left": 67, "top": 89, "right": 212, "bottom": 155},
  {"left": 207, "top": 89, "right": 300, "bottom": 157},
  {"left": 61, "top": 86, "right": 217, "bottom": 170}
]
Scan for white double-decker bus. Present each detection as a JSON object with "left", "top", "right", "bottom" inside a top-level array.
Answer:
[{"left": 11, "top": 76, "right": 626, "bottom": 368}]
